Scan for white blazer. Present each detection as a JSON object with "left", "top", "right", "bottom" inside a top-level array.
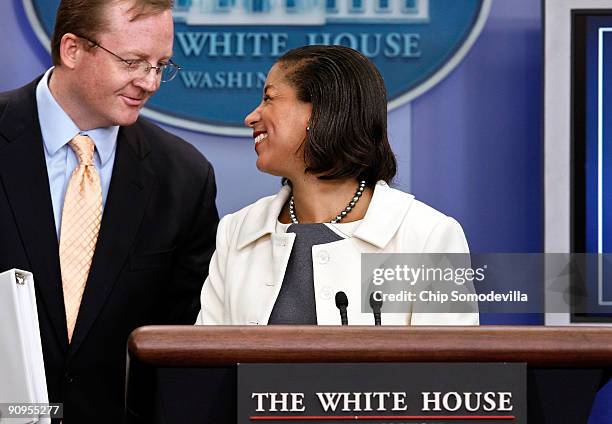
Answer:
[{"left": 196, "top": 181, "right": 479, "bottom": 326}]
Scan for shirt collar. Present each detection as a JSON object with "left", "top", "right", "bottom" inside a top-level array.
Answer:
[
  {"left": 236, "top": 181, "right": 415, "bottom": 250},
  {"left": 36, "top": 67, "right": 119, "bottom": 165}
]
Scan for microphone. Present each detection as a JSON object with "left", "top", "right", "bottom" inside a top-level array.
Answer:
[
  {"left": 369, "top": 292, "right": 382, "bottom": 326},
  {"left": 335, "top": 291, "right": 349, "bottom": 326}
]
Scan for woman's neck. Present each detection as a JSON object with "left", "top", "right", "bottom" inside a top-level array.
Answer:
[{"left": 280, "top": 176, "right": 373, "bottom": 224}]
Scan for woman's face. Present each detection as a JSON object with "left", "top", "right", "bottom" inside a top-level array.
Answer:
[{"left": 244, "top": 63, "right": 312, "bottom": 178}]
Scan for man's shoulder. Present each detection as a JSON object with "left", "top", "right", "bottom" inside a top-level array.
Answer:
[
  {"left": 126, "top": 117, "right": 213, "bottom": 172},
  {"left": 0, "top": 79, "right": 38, "bottom": 115},
  {"left": 129, "top": 117, "right": 198, "bottom": 154},
  {"left": 0, "top": 87, "right": 18, "bottom": 108},
  {"left": 0, "top": 81, "right": 35, "bottom": 100}
]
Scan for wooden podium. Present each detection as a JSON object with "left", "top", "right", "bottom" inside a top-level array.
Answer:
[{"left": 127, "top": 326, "right": 612, "bottom": 423}]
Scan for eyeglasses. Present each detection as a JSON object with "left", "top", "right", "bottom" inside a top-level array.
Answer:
[{"left": 79, "top": 36, "right": 181, "bottom": 83}]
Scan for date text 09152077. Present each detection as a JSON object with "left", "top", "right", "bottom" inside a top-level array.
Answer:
[{"left": 0, "top": 403, "right": 63, "bottom": 419}]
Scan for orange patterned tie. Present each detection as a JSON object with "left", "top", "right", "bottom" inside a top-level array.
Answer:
[{"left": 59, "top": 135, "right": 102, "bottom": 342}]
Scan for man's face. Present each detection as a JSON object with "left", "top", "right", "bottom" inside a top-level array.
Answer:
[{"left": 71, "top": 2, "right": 174, "bottom": 129}]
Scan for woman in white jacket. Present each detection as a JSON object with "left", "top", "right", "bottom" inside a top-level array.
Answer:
[{"left": 196, "top": 45, "right": 478, "bottom": 326}]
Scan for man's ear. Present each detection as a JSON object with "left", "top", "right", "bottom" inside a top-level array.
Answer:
[{"left": 58, "top": 33, "right": 84, "bottom": 70}]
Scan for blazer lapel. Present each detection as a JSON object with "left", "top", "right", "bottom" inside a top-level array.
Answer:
[
  {"left": 234, "top": 186, "right": 296, "bottom": 323},
  {"left": 0, "top": 79, "right": 69, "bottom": 350},
  {"left": 257, "top": 232, "right": 296, "bottom": 323},
  {"left": 69, "top": 124, "right": 155, "bottom": 354},
  {"left": 352, "top": 181, "right": 414, "bottom": 249}
]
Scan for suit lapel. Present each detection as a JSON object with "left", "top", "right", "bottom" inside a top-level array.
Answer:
[
  {"left": 0, "top": 80, "right": 69, "bottom": 350},
  {"left": 69, "top": 124, "right": 155, "bottom": 354}
]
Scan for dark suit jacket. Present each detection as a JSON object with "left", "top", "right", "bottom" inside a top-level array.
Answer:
[{"left": 0, "top": 79, "right": 219, "bottom": 423}]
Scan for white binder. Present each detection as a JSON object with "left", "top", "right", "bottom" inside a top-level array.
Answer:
[{"left": 0, "top": 269, "right": 50, "bottom": 424}]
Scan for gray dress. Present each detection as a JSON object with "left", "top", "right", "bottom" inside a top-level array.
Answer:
[{"left": 267, "top": 224, "right": 343, "bottom": 324}]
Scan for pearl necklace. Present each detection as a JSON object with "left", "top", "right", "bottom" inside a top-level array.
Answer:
[{"left": 289, "top": 180, "right": 366, "bottom": 224}]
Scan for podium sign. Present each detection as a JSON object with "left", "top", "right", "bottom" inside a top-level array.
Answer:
[{"left": 238, "top": 363, "right": 526, "bottom": 423}]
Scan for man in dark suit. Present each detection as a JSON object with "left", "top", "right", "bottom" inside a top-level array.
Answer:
[{"left": 0, "top": 0, "right": 218, "bottom": 422}]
